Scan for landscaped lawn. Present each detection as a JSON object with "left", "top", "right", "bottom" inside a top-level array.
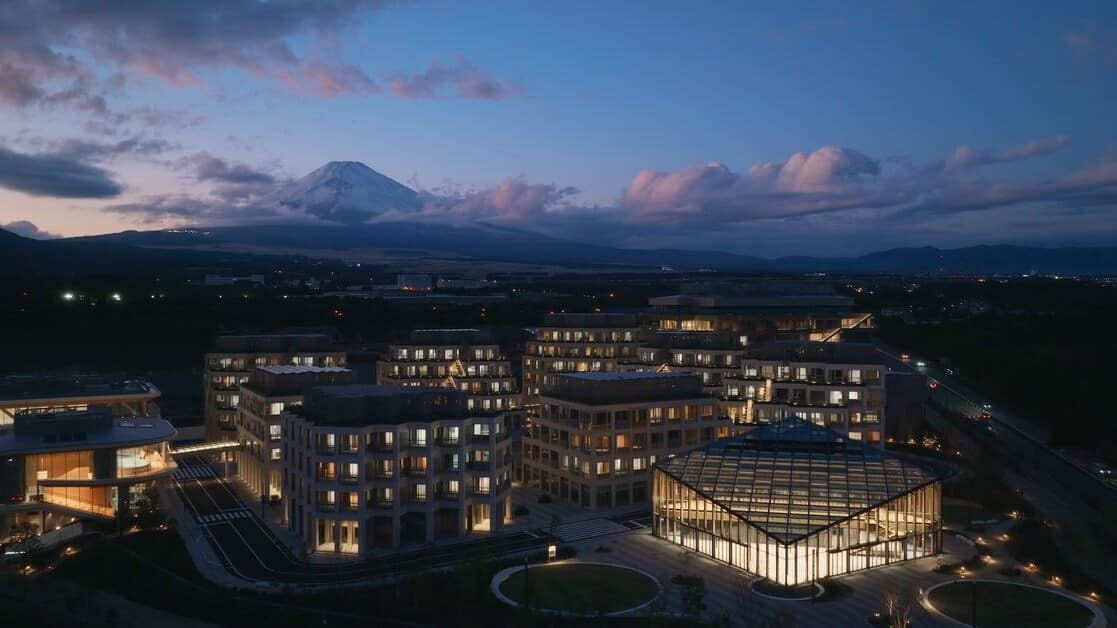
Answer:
[
  {"left": 498, "top": 563, "right": 660, "bottom": 615},
  {"left": 928, "top": 581, "right": 1095, "bottom": 628}
]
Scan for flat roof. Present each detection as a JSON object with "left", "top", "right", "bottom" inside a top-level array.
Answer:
[
  {"left": 542, "top": 371, "right": 710, "bottom": 405},
  {"left": 742, "top": 341, "right": 886, "bottom": 365},
  {"left": 293, "top": 384, "right": 471, "bottom": 426},
  {"left": 0, "top": 415, "right": 176, "bottom": 455},
  {"left": 0, "top": 376, "right": 159, "bottom": 405}
]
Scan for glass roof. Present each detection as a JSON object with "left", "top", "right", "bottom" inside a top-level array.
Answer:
[{"left": 657, "top": 417, "right": 939, "bottom": 543}]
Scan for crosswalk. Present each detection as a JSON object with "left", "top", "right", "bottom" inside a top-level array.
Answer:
[
  {"left": 549, "top": 518, "right": 631, "bottom": 543},
  {"left": 175, "top": 465, "right": 216, "bottom": 480},
  {"left": 197, "top": 509, "right": 252, "bottom": 524}
]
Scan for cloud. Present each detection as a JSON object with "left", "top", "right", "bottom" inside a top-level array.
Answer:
[
  {"left": 1064, "top": 28, "right": 1117, "bottom": 67},
  {"left": 620, "top": 147, "right": 883, "bottom": 223},
  {"left": 174, "top": 152, "right": 280, "bottom": 202},
  {"left": 390, "top": 58, "right": 516, "bottom": 100},
  {"left": 0, "top": 1, "right": 515, "bottom": 112},
  {"left": 0, "top": 145, "right": 123, "bottom": 198},
  {"left": 2, "top": 220, "right": 61, "bottom": 239},
  {"left": 103, "top": 195, "right": 279, "bottom": 225},
  {"left": 943, "top": 136, "right": 1069, "bottom": 171},
  {"left": 54, "top": 136, "right": 178, "bottom": 160}
]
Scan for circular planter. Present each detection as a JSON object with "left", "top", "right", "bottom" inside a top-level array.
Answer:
[{"left": 491, "top": 561, "right": 662, "bottom": 617}]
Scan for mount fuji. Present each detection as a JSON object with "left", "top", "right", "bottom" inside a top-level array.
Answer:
[{"left": 265, "top": 161, "right": 423, "bottom": 223}]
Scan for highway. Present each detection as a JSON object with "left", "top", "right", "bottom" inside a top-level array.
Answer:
[
  {"left": 878, "top": 347, "right": 1117, "bottom": 587},
  {"left": 172, "top": 456, "right": 570, "bottom": 585}
]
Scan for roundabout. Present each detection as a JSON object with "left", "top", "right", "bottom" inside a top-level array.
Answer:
[
  {"left": 491, "top": 562, "right": 661, "bottom": 616},
  {"left": 922, "top": 579, "right": 1104, "bottom": 628}
]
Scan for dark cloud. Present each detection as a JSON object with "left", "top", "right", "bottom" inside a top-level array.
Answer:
[
  {"left": 390, "top": 58, "right": 516, "bottom": 100},
  {"left": 175, "top": 152, "right": 279, "bottom": 202},
  {"left": 0, "top": 1, "right": 514, "bottom": 113},
  {"left": 102, "top": 195, "right": 279, "bottom": 225},
  {"left": 0, "top": 145, "right": 123, "bottom": 198},
  {"left": 2, "top": 220, "right": 61, "bottom": 239},
  {"left": 54, "top": 136, "right": 178, "bottom": 160}
]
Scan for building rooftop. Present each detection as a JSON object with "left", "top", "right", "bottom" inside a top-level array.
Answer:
[
  {"left": 0, "top": 376, "right": 159, "bottom": 405},
  {"left": 0, "top": 408, "right": 176, "bottom": 455},
  {"left": 540, "top": 312, "right": 639, "bottom": 328},
  {"left": 292, "top": 384, "right": 471, "bottom": 426},
  {"left": 243, "top": 366, "right": 355, "bottom": 396},
  {"left": 542, "top": 371, "right": 710, "bottom": 405},
  {"left": 656, "top": 417, "right": 939, "bottom": 544},
  {"left": 741, "top": 341, "right": 886, "bottom": 365},
  {"left": 210, "top": 328, "right": 341, "bottom": 353}
]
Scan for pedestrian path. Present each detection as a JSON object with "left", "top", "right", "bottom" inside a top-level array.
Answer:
[
  {"left": 548, "top": 518, "right": 630, "bottom": 543},
  {"left": 198, "top": 509, "right": 252, "bottom": 524},
  {"left": 175, "top": 465, "right": 216, "bottom": 480}
]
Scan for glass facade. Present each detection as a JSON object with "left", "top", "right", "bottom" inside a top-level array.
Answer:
[{"left": 652, "top": 417, "right": 941, "bottom": 585}]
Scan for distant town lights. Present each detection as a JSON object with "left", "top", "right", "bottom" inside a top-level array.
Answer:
[
  {"left": 62, "top": 292, "right": 75, "bottom": 301},
  {"left": 111, "top": 293, "right": 122, "bottom": 302}
]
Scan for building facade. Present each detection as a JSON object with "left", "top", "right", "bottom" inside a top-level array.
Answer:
[
  {"left": 619, "top": 331, "right": 749, "bottom": 396},
  {"left": 282, "top": 385, "right": 513, "bottom": 558},
  {"left": 522, "top": 313, "right": 640, "bottom": 408},
  {"left": 235, "top": 365, "right": 354, "bottom": 507},
  {"left": 1, "top": 407, "right": 177, "bottom": 540},
  {"left": 204, "top": 331, "right": 346, "bottom": 444},
  {"left": 721, "top": 342, "right": 887, "bottom": 443},
  {"left": 377, "top": 328, "right": 519, "bottom": 416},
  {"left": 653, "top": 417, "right": 941, "bottom": 585},
  {"left": 522, "top": 371, "right": 732, "bottom": 511}
]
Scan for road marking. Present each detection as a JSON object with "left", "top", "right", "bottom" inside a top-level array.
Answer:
[{"left": 523, "top": 530, "right": 538, "bottom": 539}]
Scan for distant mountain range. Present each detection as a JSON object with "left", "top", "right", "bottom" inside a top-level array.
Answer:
[
  {"left": 6, "top": 160, "right": 1117, "bottom": 276},
  {"left": 3, "top": 224, "right": 1115, "bottom": 276}
]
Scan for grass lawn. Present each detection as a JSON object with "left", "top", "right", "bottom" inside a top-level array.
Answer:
[
  {"left": 928, "top": 581, "right": 1095, "bottom": 628},
  {"left": 499, "top": 563, "right": 660, "bottom": 615}
]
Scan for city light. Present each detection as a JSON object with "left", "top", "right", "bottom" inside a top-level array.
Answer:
[
  {"left": 62, "top": 292, "right": 75, "bottom": 301},
  {"left": 111, "top": 293, "right": 122, "bottom": 302}
]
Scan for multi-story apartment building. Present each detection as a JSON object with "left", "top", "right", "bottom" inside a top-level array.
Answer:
[
  {"left": 1, "top": 405, "right": 176, "bottom": 540},
  {"left": 619, "top": 331, "right": 749, "bottom": 395},
  {"left": 377, "top": 328, "right": 519, "bottom": 416},
  {"left": 522, "top": 313, "right": 640, "bottom": 408},
  {"left": 645, "top": 289, "right": 873, "bottom": 343},
  {"left": 204, "top": 330, "right": 346, "bottom": 445},
  {"left": 522, "top": 371, "right": 732, "bottom": 511},
  {"left": 235, "top": 365, "right": 354, "bottom": 507},
  {"left": 721, "top": 341, "right": 886, "bottom": 443},
  {"left": 282, "top": 385, "right": 513, "bottom": 558}
]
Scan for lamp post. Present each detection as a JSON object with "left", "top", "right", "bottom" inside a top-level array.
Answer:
[{"left": 970, "top": 579, "right": 978, "bottom": 628}]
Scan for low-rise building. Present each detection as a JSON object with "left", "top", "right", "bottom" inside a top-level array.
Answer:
[
  {"left": 522, "top": 371, "right": 732, "bottom": 511},
  {"left": 721, "top": 342, "right": 887, "bottom": 443},
  {"left": 1, "top": 375, "right": 161, "bottom": 428},
  {"left": 1, "top": 406, "right": 176, "bottom": 540},
  {"left": 235, "top": 365, "right": 354, "bottom": 507},
  {"left": 282, "top": 385, "right": 513, "bottom": 558}
]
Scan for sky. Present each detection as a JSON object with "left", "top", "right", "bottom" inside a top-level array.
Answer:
[{"left": 2, "top": 1, "right": 1117, "bottom": 257}]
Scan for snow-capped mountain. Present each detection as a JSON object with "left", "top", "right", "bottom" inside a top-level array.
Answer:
[{"left": 266, "top": 161, "right": 422, "bottom": 223}]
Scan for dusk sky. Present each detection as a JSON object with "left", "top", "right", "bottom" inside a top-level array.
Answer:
[{"left": 2, "top": 1, "right": 1117, "bottom": 256}]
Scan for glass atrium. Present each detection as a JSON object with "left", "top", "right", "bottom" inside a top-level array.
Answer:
[{"left": 653, "top": 417, "right": 941, "bottom": 585}]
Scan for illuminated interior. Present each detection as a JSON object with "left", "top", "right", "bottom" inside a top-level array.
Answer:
[{"left": 653, "top": 417, "right": 941, "bottom": 585}]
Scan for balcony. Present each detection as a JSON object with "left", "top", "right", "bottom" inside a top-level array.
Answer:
[
  {"left": 339, "top": 474, "right": 359, "bottom": 485},
  {"left": 401, "top": 466, "right": 429, "bottom": 478},
  {"left": 435, "top": 436, "right": 460, "bottom": 447},
  {"left": 316, "top": 501, "right": 337, "bottom": 512}
]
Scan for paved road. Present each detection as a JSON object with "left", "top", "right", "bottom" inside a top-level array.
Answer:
[
  {"left": 172, "top": 456, "right": 573, "bottom": 585},
  {"left": 877, "top": 347, "right": 1117, "bottom": 589}
]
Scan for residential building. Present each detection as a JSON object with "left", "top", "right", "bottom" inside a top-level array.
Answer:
[
  {"left": 377, "top": 328, "right": 519, "bottom": 416},
  {"left": 721, "top": 342, "right": 887, "bottom": 443},
  {"left": 204, "top": 330, "right": 346, "bottom": 445},
  {"left": 618, "top": 331, "right": 749, "bottom": 395},
  {"left": 282, "top": 385, "right": 513, "bottom": 558},
  {"left": 1, "top": 405, "right": 177, "bottom": 540},
  {"left": 235, "top": 365, "right": 354, "bottom": 507},
  {"left": 522, "top": 371, "right": 731, "bottom": 511},
  {"left": 653, "top": 417, "right": 941, "bottom": 585},
  {"left": 522, "top": 313, "right": 640, "bottom": 407}
]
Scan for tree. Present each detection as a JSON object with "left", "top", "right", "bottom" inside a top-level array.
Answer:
[{"left": 882, "top": 588, "right": 915, "bottom": 628}]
